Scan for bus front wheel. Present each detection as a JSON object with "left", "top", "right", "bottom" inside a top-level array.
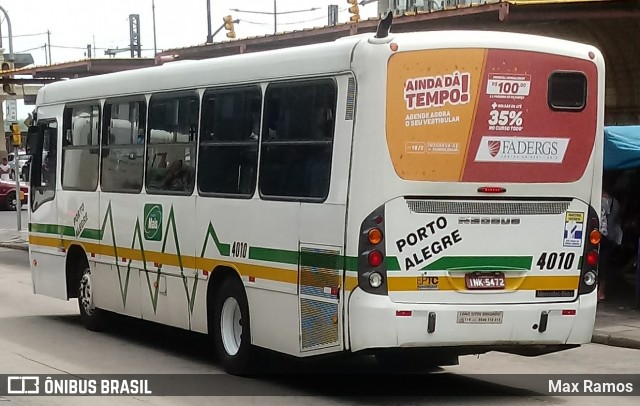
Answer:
[
  {"left": 78, "top": 266, "right": 106, "bottom": 331},
  {"left": 212, "top": 278, "right": 257, "bottom": 375}
]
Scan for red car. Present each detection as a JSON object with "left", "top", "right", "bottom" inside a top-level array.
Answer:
[{"left": 0, "top": 179, "right": 28, "bottom": 211}]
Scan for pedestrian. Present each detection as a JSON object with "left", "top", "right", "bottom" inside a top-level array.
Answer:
[
  {"left": 599, "top": 183, "right": 623, "bottom": 301},
  {"left": 0, "top": 157, "right": 10, "bottom": 181}
]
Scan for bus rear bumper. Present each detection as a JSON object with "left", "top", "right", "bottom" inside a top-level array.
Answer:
[{"left": 347, "top": 289, "right": 597, "bottom": 353}]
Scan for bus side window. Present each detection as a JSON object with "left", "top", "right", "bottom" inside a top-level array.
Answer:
[
  {"left": 198, "top": 86, "right": 261, "bottom": 197},
  {"left": 259, "top": 79, "right": 336, "bottom": 201},
  {"left": 101, "top": 98, "right": 146, "bottom": 193},
  {"left": 31, "top": 121, "right": 58, "bottom": 212},
  {"left": 61, "top": 104, "right": 100, "bottom": 191},
  {"left": 146, "top": 91, "right": 198, "bottom": 195}
]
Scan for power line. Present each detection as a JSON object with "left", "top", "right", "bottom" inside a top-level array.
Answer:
[
  {"left": 50, "top": 44, "right": 95, "bottom": 50},
  {"left": 2, "top": 31, "right": 49, "bottom": 39},
  {"left": 236, "top": 5, "right": 363, "bottom": 27},
  {"left": 240, "top": 13, "right": 328, "bottom": 26},
  {"left": 16, "top": 45, "right": 46, "bottom": 54},
  {"left": 238, "top": 19, "right": 270, "bottom": 26},
  {"left": 230, "top": 7, "right": 320, "bottom": 16},
  {"left": 277, "top": 15, "right": 328, "bottom": 25}
]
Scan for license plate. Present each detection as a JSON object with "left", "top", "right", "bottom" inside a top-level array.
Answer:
[
  {"left": 465, "top": 272, "right": 506, "bottom": 290},
  {"left": 457, "top": 311, "right": 503, "bottom": 324}
]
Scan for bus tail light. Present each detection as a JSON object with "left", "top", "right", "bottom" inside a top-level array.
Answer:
[
  {"left": 583, "top": 271, "right": 597, "bottom": 286},
  {"left": 358, "top": 205, "right": 388, "bottom": 295},
  {"left": 368, "top": 250, "right": 383, "bottom": 267},
  {"left": 585, "top": 250, "right": 598, "bottom": 267},
  {"left": 369, "top": 272, "right": 383, "bottom": 288},
  {"left": 368, "top": 228, "right": 383, "bottom": 245},
  {"left": 578, "top": 208, "right": 600, "bottom": 296}
]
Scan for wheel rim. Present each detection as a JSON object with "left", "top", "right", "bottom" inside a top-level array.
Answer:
[
  {"left": 220, "top": 297, "right": 242, "bottom": 356},
  {"left": 7, "top": 194, "right": 16, "bottom": 211},
  {"left": 79, "top": 269, "right": 94, "bottom": 316}
]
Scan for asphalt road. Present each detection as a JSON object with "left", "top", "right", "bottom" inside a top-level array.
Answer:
[
  {"left": 0, "top": 207, "right": 27, "bottom": 231},
  {"left": 0, "top": 248, "right": 639, "bottom": 405}
]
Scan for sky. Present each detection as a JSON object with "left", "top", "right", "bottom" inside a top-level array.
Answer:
[
  {"left": 0, "top": 0, "right": 380, "bottom": 120},
  {"left": 1, "top": 0, "right": 381, "bottom": 65}
]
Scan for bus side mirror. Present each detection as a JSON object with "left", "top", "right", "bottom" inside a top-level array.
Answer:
[{"left": 26, "top": 125, "right": 39, "bottom": 155}]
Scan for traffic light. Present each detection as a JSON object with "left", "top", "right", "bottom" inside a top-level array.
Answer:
[
  {"left": 10, "top": 122, "right": 21, "bottom": 147},
  {"left": 347, "top": 0, "right": 360, "bottom": 23},
  {"left": 1, "top": 61, "right": 15, "bottom": 95},
  {"left": 223, "top": 15, "right": 236, "bottom": 39}
]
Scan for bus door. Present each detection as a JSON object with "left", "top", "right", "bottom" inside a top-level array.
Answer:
[
  {"left": 57, "top": 104, "right": 102, "bottom": 295},
  {"left": 297, "top": 75, "right": 354, "bottom": 354},
  {"left": 29, "top": 117, "right": 65, "bottom": 299}
]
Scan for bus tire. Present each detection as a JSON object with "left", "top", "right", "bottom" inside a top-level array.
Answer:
[
  {"left": 212, "top": 277, "right": 256, "bottom": 375},
  {"left": 78, "top": 265, "right": 106, "bottom": 331}
]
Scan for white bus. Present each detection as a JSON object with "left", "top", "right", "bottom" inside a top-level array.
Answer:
[{"left": 28, "top": 24, "right": 604, "bottom": 375}]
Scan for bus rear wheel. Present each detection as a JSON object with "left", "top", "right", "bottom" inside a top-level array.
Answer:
[
  {"left": 212, "top": 278, "right": 257, "bottom": 375},
  {"left": 78, "top": 266, "right": 106, "bottom": 331}
]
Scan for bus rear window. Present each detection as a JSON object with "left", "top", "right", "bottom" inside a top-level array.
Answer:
[{"left": 548, "top": 72, "right": 587, "bottom": 111}]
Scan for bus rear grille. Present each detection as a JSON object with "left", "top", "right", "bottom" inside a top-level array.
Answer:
[
  {"left": 299, "top": 245, "right": 340, "bottom": 350},
  {"left": 406, "top": 200, "right": 570, "bottom": 215}
]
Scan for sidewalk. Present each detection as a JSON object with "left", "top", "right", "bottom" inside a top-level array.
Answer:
[
  {"left": 592, "top": 298, "right": 640, "bottom": 350},
  {"left": 0, "top": 228, "right": 639, "bottom": 350},
  {"left": 0, "top": 228, "right": 27, "bottom": 251}
]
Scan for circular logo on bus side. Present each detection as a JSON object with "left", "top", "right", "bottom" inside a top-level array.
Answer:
[{"left": 144, "top": 204, "right": 163, "bottom": 241}]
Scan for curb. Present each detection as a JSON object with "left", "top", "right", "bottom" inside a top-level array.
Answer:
[
  {"left": 0, "top": 242, "right": 28, "bottom": 252},
  {"left": 592, "top": 332, "right": 640, "bottom": 350}
]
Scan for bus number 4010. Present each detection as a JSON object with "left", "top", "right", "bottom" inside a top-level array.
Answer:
[
  {"left": 231, "top": 241, "right": 248, "bottom": 258},
  {"left": 536, "top": 252, "right": 575, "bottom": 270}
]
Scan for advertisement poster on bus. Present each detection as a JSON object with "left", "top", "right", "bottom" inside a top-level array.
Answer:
[{"left": 386, "top": 48, "right": 597, "bottom": 183}]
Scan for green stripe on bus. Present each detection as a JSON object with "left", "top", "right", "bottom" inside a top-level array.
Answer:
[
  {"left": 30, "top": 222, "right": 101, "bottom": 240},
  {"left": 80, "top": 228, "right": 103, "bottom": 240},
  {"left": 249, "top": 247, "right": 298, "bottom": 265},
  {"left": 201, "top": 223, "right": 230, "bottom": 257},
  {"left": 29, "top": 223, "right": 59, "bottom": 235},
  {"left": 60, "top": 225, "right": 76, "bottom": 237},
  {"left": 345, "top": 256, "right": 399, "bottom": 272},
  {"left": 421, "top": 256, "right": 533, "bottom": 271},
  {"left": 345, "top": 256, "right": 358, "bottom": 272},
  {"left": 577, "top": 255, "right": 583, "bottom": 270},
  {"left": 387, "top": 256, "right": 401, "bottom": 271},
  {"left": 300, "top": 251, "right": 343, "bottom": 270}
]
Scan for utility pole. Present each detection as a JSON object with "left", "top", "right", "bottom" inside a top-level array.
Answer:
[
  {"left": 152, "top": 0, "right": 158, "bottom": 54},
  {"left": 206, "top": 0, "right": 213, "bottom": 43},
  {"left": 47, "top": 30, "right": 51, "bottom": 64},
  {"left": 0, "top": 5, "right": 21, "bottom": 230},
  {"left": 231, "top": 2, "right": 319, "bottom": 36},
  {"left": 273, "top": 0, "right": 277, "bottom": 35}
]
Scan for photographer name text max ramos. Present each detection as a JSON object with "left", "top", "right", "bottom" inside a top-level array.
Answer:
[{"left": 549, "top": 379, "right": 634, "bottom": 394}]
